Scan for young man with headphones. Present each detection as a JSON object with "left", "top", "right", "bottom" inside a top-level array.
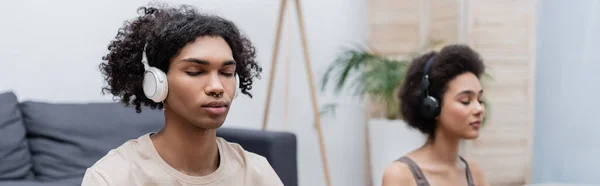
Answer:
[
  {"left": 381, "top": 44, "right": 490, "bottom": 186},
  {"left": 81, "top": 4, "right": 283, "bottom": 186}
]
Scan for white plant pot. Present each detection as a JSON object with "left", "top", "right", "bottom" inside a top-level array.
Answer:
[
  {"left": 296, "top": 104, "right": 367, "bottom": 186},
  {"left": 368, "top": 118, "right": 427, "bottom": 186},
  {"left": 320, "top": 105, "right": 368, "bottom": 186}
]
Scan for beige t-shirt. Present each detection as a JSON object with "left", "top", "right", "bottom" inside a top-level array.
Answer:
[{"left": 81, "top": 133, "right": 284, "bottom": 186}]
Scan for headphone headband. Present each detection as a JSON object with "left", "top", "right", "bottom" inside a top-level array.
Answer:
[
  {"left": 141, "top": 42, "right": 169, "bottom": 103},
  {"left": 423, "top": 56, "right": 435, "bottom": 77},
  {"left": 141, "top": 43, "right": 150, "bottom": 70},
  {"left": 421, "top": 56, "right": 436, "bottom": 91},
  {"left": 420, "top": 55, "right": 440, "bottom": 119}
]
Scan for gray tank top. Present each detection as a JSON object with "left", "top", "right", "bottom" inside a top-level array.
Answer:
[{"left": 395, "top": 156, "right": 474, "bottom": 186}]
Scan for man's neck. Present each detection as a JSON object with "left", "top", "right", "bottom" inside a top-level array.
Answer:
[{"left": 151, "top": 111, "right": 220, "bottom": 177}]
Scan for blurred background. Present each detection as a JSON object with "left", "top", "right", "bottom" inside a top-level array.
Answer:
[{"left": 0, "top": 0, "right": 599, "bottom": 186}]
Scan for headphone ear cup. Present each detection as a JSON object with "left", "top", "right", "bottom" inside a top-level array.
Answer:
[
  {"left": 142, "top": 67, "right": 168, "bottom": 103},
  {"left": 421, "top": 96, "right": 440, "bottom": 119}
]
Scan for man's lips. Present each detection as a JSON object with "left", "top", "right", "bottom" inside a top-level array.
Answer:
[
  {"left": 202, "top": 101, "right": 228, "bottom": 107},
  {"left": 201, "top": 101, "right": 229, "bottom": 115}
]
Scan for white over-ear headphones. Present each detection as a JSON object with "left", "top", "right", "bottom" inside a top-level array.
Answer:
[{"left": 141, "top": 44, "right": 168, "bottom": 103}]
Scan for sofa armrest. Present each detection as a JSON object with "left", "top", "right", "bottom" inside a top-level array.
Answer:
[{"left": 216, "top": 127, "right": 297, "bottom": 186}]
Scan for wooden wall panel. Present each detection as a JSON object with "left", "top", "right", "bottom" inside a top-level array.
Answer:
[
  {"left": 367, "top": 0, "right": 421, "bottom": 55},
  {"left": 464, "top": 0, "right": 537, "bottom": 185},
  {"left": 429, "top": 0, "right": 460, "bottom": 47},
  {"left": 367, "top": 0, "right": 537, "bottom": 185},
  {"left": 467, "top": 0, "right": 533, "bottom": 58}
]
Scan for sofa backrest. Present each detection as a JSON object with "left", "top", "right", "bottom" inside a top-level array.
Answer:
[
  {"left": 0, "top": 91, "right": 297, "bottom": 186},
  {"left": 0, "top": 91, "right": 34, "bottom": 180},
  {"left": 19, "top": 100, "right": 165, "bottom": 181}
]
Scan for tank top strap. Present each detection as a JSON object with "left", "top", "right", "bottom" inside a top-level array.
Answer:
[
  {"left": 396, "top": 157, "right": 431, "bottom": 186},
  {"left": 458, "top": 156, "right": 475, "bottom": 186}
]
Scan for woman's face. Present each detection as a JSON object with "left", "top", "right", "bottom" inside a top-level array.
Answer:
[
  {"left": 436, "top": 72, "right": 485, "bottom": 139},
  {"left": 165, "top": 36, "right": 237, "bottom": 129}
]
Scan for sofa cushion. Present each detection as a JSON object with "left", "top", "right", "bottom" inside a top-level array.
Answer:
[
  {"left": 0, "top": 91, "right": 33, "bottom": 180},
  {"left": 19, "top": 102, "right": 164, "bottom": 181}
]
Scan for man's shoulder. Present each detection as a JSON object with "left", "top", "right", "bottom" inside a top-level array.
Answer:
[
  {"left": 216, "top": 137, "right": 270, "bottom": 166},
  {"left": 90, "top": 136, "right": 145, "bottom": 170},
  {"left": 84, "top": 136, "right": 149, "bottom": 185},
  {"left": 217, "top": 137, "right": 283, "bottom": 185},
  {"left": 83, "top": 152, "right": 132, "bottom": 185},
  {"left": 89, "top": 146, "right": 132, "bottom": 173},
  {"left": 82, "top": 139, "right": 144, "bottom": 185}
]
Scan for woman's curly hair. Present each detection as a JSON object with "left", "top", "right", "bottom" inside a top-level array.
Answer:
[
  {"left": 398, "top": 44, "right": 485, "bottom": 138},
  {"left": 99, "top": 4, "right": 262, "bottom": 113}
]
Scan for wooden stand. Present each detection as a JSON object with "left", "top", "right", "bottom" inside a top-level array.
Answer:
[{"left": 261, "top": 0, "right": 332, "bottom": 186}]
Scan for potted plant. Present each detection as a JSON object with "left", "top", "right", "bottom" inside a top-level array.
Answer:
[{"left": 320, "top": 39, "right": 444, "bottom": 118}]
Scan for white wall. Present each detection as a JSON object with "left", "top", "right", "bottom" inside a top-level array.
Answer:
[
  {"left": 533, "top": 0, "right": 600, "bottom": 184},
  {"left": 0, "top": 0, "right": 368, "bottom": 185}
]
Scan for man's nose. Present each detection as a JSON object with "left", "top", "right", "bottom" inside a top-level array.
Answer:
[{"left": 205, "top": 73, "right": 224, "bottom": 97}]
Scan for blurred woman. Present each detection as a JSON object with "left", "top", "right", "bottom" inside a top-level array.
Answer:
[{"left": 382, "top": 44, "right": 490, "bottom": 186}]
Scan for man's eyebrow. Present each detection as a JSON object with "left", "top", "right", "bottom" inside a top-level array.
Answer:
[
  {"left": 181, "top": 58, "right": 209, "bottom": 65},
  {"left": 181, "top": 58, "right": 237, "bottom": 66},
  {"left": 223, "top": 60, "right": 236, "bottom": 66}
]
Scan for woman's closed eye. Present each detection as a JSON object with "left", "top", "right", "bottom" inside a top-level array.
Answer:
[{"left": 460, "top": 99, "right": 484, "bottom": 106}]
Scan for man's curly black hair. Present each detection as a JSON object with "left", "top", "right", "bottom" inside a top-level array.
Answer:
[
  {"left": 398, "top": 44, "right": 485, "bottom": 139},
  {"left": 99, "top": 4, "right": 262, "bottom": 113}
]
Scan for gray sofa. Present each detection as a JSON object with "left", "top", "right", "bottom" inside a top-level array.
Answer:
[{"left": 0, "top": 91, "right": 297, "bottom": 186}]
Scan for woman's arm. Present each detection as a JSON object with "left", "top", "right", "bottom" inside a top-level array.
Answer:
[{"left": 382, "top": 162, "right": 417, "bottom": 186}]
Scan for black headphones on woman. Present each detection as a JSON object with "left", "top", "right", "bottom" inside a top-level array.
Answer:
[{"left": 420, "top": 55, "right": 440, "bottom": 120}]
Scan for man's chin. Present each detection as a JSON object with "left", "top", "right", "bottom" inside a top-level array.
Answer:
[{"left": 190, "top": 118, "right": 226, "bottom": 130}]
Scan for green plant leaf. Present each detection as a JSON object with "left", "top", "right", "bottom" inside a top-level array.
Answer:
[
  {"left": 319, "top": 103, "right": 338, "bottom": 117},
  {"left": 320, "top": 45, "right": 412, "bottom": 119}
]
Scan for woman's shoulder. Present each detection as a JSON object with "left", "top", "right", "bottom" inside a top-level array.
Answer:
[
  {"left": 462, "top": 157, "right": 490, "bottom": 186},
  {"left": 382, "top": 160, "right": 417, "bottom": 186}
]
